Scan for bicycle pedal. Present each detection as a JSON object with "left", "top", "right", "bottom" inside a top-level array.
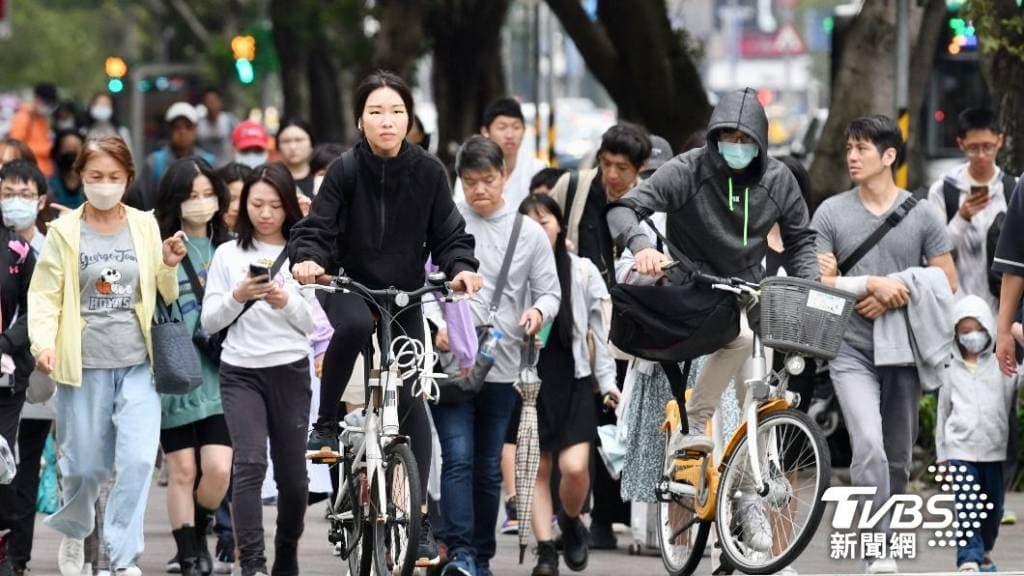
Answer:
[{"left": 305, "top": 448, "right": 342, "bottom": 464}]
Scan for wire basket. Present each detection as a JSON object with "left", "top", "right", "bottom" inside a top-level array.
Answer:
[{"left": 759, "top": 277, "right": 856, "bottom": 359}]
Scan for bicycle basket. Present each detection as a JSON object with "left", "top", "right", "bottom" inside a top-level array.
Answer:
[{"left": 759, "top": 277, "right": 856, "bottom": 360}]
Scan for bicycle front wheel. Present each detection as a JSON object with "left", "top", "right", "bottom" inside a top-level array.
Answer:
[
  {"left": 370, "top": 443, "right": 422, "bottom": 576},
  {"left": 715, "top": 409, "right": 830, "bottom": 574}
]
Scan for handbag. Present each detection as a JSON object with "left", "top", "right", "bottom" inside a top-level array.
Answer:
[
  {"left": 609, "top": 215, "right": 740, "bottom": 363},
  {"left": 183, "top": 249, "right": 289, "bottom": 365},
  {"left": 152, "top": 297, "right": 204, "bottom": 395},
  {"left": 437, "top": 213, "right": 524, "bottom": 404}
]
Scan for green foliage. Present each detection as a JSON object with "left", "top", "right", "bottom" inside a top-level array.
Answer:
[
  {"left": 966, "top": 0, "right": 1024, "bottom": 61},
  {"left": 0, "top": 0, "right": 121, "bottom": 99}
]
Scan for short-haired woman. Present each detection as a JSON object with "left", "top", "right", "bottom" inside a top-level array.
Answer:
[{"left": 29, "top": 135, "right": 187, "bottom": 576}]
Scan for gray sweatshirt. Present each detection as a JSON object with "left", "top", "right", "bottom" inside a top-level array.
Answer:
[
  {"left": 459, "top": 202, "right": 561, "bottom": 383},
  {"left": 936, "top": 295, "right": 1018, "bottom": 462},
  {"left": 607, "top": 87, "right": 819, "bottom": 282}
]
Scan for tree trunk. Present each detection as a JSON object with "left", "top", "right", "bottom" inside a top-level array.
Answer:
[
  {"left": 426, "top": 0, "right": 511, "bottom": 168},
  {"left": 269, "top": 0, "right": 311, "bottom": 121},
  {"left": 374, "top": 0, "right": 428, "bottom": 80},
  {"left": 546, "top": 0, "right": 710, "bottom": 152},
  {"left": 975, "top": 0, "right": 1024, "bottom": 175},
  {"left": 308, "top": 45, "right": 346, "bottom": 143},
  {"left": 905, "top": 0, "right": 948, "bottom": 190}
]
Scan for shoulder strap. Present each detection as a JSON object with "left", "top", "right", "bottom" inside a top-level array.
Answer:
[
  {"left": 942, "top": 178, "right": 959, "bottom": 223},
  {"left": 564, "top": 171, "right": 580, "bottom": 217},
  {"left": 1002, "top": 173, "right": 1018, "bottom": 204},
  {"left": 661, "top": 360, "right": 692, "bottom": 433},
  {"left": 639, "top": 215, "right": 699, "bottom": 276},
  {"left": 838, "top": 189, "right": 926, "bottom": 275},
  {"left": 228, "top": 246, "right": 291, "bottom": 329},
  {"left": 181, "top": 256, "right": 205, "bottom": 302},
  {"left": 489, "top": 213, "right": 524, "bottom": 317}
]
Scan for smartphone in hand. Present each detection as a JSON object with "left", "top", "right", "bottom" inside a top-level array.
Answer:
[
  {"left": 970, "top": 185, "right": 989, "bottom": 199},
  {"left": 249, "top": 264, "right": 271, "bottom": 280}
]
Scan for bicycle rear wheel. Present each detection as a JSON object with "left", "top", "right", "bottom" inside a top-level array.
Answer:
[
  {"left": 335, "top": 459, "right": 371, "bottom": 576},
  {"left": 656, "top": 478, "right": 710, "bottom": 576},
  {"left": 370, "top": 443, "right": 422, "bottom": 576},
  {"left": 715, "top": 409, "right": 830, "bottom": 574}
]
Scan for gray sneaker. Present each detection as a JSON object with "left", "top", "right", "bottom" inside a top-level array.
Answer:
[{"left": 734, "top": 494, "right": 773, "bottom": 552}]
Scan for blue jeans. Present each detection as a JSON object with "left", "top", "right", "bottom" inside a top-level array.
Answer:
[
  {"left": 46, "top": 364, "right": 161, "bottom": 570},
  {"left": 431, "top": 382, "right": 517, "bottom": 571},
  {"left": 950, "top": 460, "right": 1003, "bottom": 566}
]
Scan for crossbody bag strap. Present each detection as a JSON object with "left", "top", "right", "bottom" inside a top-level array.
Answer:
[
  {"left": 838, "top": 189, "right": 925, "bottom": 276},
  {"left": 228, "top": 246, "right": 291, "bottom": 329},
  {"left": 181, "top": 256, "right": 205, "bottom": 302},
  {"left": 639, "top": 215, "right": 699, "bottom": 275},
  {"left": 488, "top": 213, "right": 524, "bottom": 321}
]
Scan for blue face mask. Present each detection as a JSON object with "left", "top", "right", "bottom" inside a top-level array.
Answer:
[
  {"left": 718, "top": 141, "right": 759, "bottom": 171},
  {"left": 1, "top": 197, "right": 39, "bottom": 231}
]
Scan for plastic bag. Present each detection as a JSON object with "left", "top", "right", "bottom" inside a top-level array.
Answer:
[
  {"left": 37, "top": 433, "right": 60, "bottom": 514},
  {"left": 0, "top": 434, "right": 14, "bottom": 484}
]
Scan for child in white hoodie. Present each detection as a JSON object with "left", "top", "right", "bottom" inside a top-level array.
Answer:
[{"left": 936, "top": 295, "right": 1018, "bottom": 573}]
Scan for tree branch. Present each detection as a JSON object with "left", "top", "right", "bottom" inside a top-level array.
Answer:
[{"left": 544, "top": 0, "right": 620, "bottom": 89}]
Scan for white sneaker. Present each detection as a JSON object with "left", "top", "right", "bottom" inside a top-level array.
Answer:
[
  {"left": 865, "top": 558, "right": 898, "bottom": 574},
  {"left": 97, "top": 571, "right": 112, "bottom": 576},
  {"left": 734, "top": 495, "right": 773, "bottom": 552},
  {"left": 115, "top": 566, "right": 142, "bottom": 576},
  {"left": 775, "top": 567, "right": 798, "bottom": 575},
  {"left": 59, "top": 537, "right": 85, "bottom": 576},
  {"left": 959, "top": 562, "right": 980, "bottom": 573}
]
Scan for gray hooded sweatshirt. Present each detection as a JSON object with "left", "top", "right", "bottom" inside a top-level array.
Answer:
[
  {"left": 936, "top": 295, "right": 1017, "bottom": 463},
  {"left": 607, "top": 88, "right": 819, "bottom": 282}
]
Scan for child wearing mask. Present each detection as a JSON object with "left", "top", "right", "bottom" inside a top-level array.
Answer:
[{"left": 937, "top": 295, "right": 1018, "bottom": 573}]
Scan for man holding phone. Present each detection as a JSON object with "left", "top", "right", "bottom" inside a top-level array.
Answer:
[{"left": 927, "top": 107, "right": 1017, "bottom": 311}]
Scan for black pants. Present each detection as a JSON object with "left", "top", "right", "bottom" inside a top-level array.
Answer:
[
  {"left": 0, "top": 390, "right": 26, "bottom": 530},
  {"left": 318, "top": 291, "right": 432, "bottom": 501},
  {"left": 591, "top": 361, "right": 629, "bottom": 527},
  {"left": 220, "top": 358, "right": 310, "bottom": 575},
  {"left": 5, "top": 418, "right": 50, "bottom": 570}
]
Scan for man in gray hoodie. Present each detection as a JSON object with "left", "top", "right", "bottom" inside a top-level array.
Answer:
[{"left": 607, "top": 87, "right": 819, "bottom": 455}]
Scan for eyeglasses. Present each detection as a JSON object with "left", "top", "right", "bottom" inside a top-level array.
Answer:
[
  {"left": 964, "top": 143, "right": 998, "bottom": 157},
  {"left": 719, "top": 133, "right": 753, "bottom": 145},
  {"left": 0, "top": 189, "right": 38, "bottom": 201}
]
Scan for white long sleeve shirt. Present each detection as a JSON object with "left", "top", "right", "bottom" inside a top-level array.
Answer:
[{"left": 201, "top": 239, "right": 314, "bottom": 368}]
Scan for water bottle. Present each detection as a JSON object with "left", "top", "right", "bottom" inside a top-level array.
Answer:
[{"left": 469, "top": 328, "right": 503, "bottom": 386}]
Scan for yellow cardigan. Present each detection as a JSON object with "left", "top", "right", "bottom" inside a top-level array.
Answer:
[{"left": 28, "top": 204, "right": 179, "bottom": 386}]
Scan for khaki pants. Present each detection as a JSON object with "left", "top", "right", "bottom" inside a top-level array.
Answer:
[{"left": 686, "top": 315, "right": 755, "bottom": 430}]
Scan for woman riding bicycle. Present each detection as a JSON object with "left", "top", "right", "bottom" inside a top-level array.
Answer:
[{"left": 288, "top": 69, "right": 482, "bottom": 567}]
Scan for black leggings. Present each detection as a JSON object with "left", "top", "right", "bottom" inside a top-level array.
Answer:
[{"left": 319, "top": 291, "right": 432, "bottom": 501}]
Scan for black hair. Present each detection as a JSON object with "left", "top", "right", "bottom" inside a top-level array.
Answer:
[
  {"left": 215, "top": 162, "right": 254, "bottom": 186},
  {"left": 34, "top": 83, "right": 57, "bottom": 105},
  {"left": 529, "top": 167, "right": 567, "bottom": 194},
  {"left": 52, "top": 129, "right": 85, "bottom": 175},
  {"left": 310, "top": 143, "right": 347, "bottom": 175},
  {"left": 0, "top": 138, "right": 37, "bottom": 166},
  {"left": 202, "top": 86, "right": 222, "bottom": 98},
  {"left": 235, "top": 162, "right": 305, "bottom": 250},
  {"left": 481, "top": 97, "right": 525, "bottom": 130},
  {"left": 598, "top": 122, "right": 652, "bottom": 170},
  {"left": 86, "top": 92, "right": 122, "bottom": 128},
  {"left": 519, "top": 194, "right": 573, "bottom": 348},
  {"left": 455, "top": 135, "right": 505, "bottom": 176},
  {"left": 845, "top": 115, "right": 905, "bottom": 173},
  {"left": 352, "top": 70, "right": 415, "bottom": 129},
  {"left": 957, "top": 108, "right": 1001, "bottom": 137},
  {"left": 777, "top": 155, "right": 814, "bottom": 216},
  {"left": 0, "top": 160, "right": 47, "bottom": 197},
  {"left": 154, "top": 157, "right": 231, "bottom": 246},
  {"left": 682, "top": 129, "right": 707, "bottom": 153},
  {"left": 275, "top": 118, "right": 316, "bottom": 150},
  {"left": 53, "top": 100, "right": 85, "bottom": 128},
  {"left": 410, "top": 115, "right": 431, "bottom": 150}
]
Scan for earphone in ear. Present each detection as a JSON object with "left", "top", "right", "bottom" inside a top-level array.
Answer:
[{"left": 357, "top": 119, "right": 363, "bottom": 131}]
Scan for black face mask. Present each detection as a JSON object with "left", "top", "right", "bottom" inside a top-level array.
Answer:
[{"left": 57, "top": 152, "right": 79, "bottom": 172}]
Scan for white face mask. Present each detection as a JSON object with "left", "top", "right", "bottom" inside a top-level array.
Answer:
[
  {"left": 1, "top": 197, "right": 40, "bottom": 231},
  {"left": 180, "top": 196, "right": 219, "bottom": 225},
  {"left": 83, "top": 182, "right": 125, "bottom": 211},
  {"left": 236, "top": 152, "right": 267, "bottom": 169},
  {"left": 958, "top": 330, "right": 990, "bottom": 355},
  {"left": 91, "top": 105, "right": 113, "bottom": 122},
  {"left": 313, "top": 174, "right": 324, "bottom": 196}
]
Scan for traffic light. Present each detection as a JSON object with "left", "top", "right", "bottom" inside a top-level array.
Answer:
[
  {"left": 105, "top": 56, "right": 128, "bottom": 93},
  {"left": 231, "top": 35, "right": 256, "bottom": 84},
  {"left": 947, "top": 17, "right": 977, "bottom": 55}
]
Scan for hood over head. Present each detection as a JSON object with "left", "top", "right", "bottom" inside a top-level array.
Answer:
[
  {"left": 953, "top": 294, "right": 996, "bottom": 354},
  {"left": 706, "top": 87, "right": 769, "bottom": 181}
]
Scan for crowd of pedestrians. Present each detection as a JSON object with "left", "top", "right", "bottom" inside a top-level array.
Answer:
[{"left": 0, "top": 72, "right": 1022, "bottom": 576}]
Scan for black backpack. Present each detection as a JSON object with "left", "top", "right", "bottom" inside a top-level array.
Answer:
[{"left": 942, "top": 173, "right": 1018, "bottom": 298}]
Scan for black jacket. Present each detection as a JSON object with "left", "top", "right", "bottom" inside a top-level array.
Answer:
[
  {"left": 289, "top": 140, "right": 478, "bottom": 291},
  {"left": 0, "top": 228, "right": 36, "bottom": 392}
]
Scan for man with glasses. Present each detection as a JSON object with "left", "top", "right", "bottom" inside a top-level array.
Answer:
[{"left": 927, "top": 107, "right": 1017, "bottom": 311}]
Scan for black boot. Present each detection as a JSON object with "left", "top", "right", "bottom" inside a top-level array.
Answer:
[
  {"left": 532, "top": 541, "right": 560, "bottom": 576},
  {"left": 172, "top": 526, "right": 202, "bottom": 576},
  {"left": 194, "top": 506, "right": 214, "bottom": 576}
]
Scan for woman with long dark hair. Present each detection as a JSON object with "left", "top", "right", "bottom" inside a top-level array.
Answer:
[
  {"left": 275, "top": 119, "right": 315, "bottom": 198},
  {"left": 154, "top": 157, "right": 233, "bottom": 576},
  {"left": 288, "top": 70, "right": 482, "bottom": 568},
  {"left": 201, "top": 162, "right": 313, "bottom": 576},
  {"left": 515, "top": 194, "right": 619, "bottom": 576}
]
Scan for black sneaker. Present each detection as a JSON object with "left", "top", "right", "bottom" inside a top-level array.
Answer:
[
  {"left": 416, "top": 514, "right": 440, "bottom": 567},
  {"left": 557, "top": 512, "right": 589, "bottom": 572},
  {"left": 306, "top": 423, "right": 340, "bottom": 455},
  {"left": 166, "top": 553, "right": 182, "bottom": 574},
  {"left": 213, "top": 539, "right": 234, "bottom": 574},
  {"left": 587, "top": 521, "right": 617, "bottom": 550},
  {"left": 532, "top": 541, "right": 559, "bottom": 576}
]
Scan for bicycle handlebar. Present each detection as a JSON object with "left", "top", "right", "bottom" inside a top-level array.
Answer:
[{"left": 299, "top": 269, "right": 459, "bottom": 305}]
